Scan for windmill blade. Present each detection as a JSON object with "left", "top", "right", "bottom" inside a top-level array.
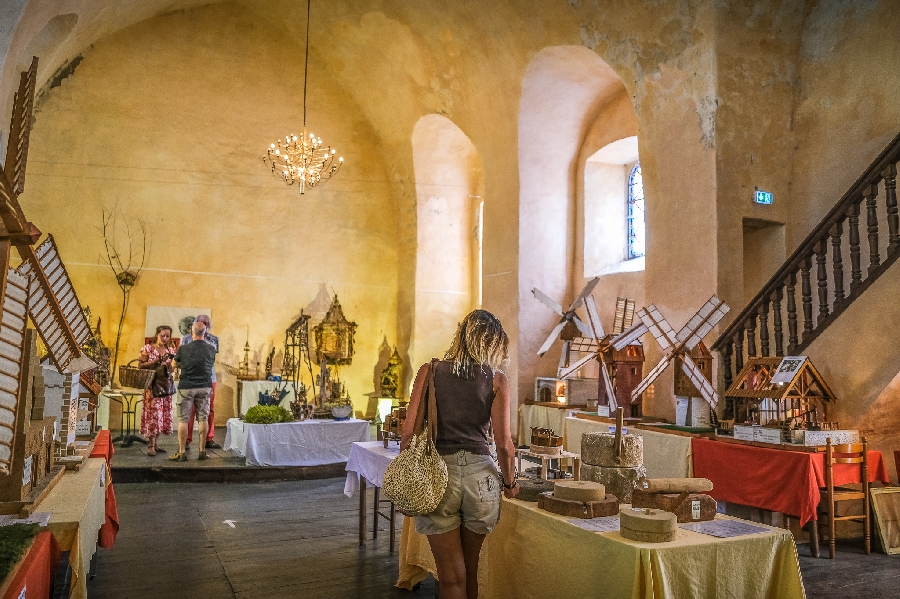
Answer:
[
  {"left": 572, "top": 314, "right": 594, "bottom": 339},
  {"left": 567, "top": 277, "right": 600, "bottom": 312},
  {"left": 613, "top": 297, "right": 626, "bottom": 334},
  {"left": 597, "top": 355, "right": 618, "bottom": 410},
  {"left": 537, "top": 321, "right": 566, "bottom": 356},
  {"left": 638, "top": 305, "right": 678, "bottom": 351},
  {"left": 4, "top": 57, "right": 36, "bottom": 197},
  {"left": 630, "top": 353, "right": 674, "bottom": 403},
  {"left": 0, "top": 269, "right": 29, "bottom": 474},
  {"left": 681, "top": 353, "right": 719, "bottom": 409},
  {"left": 675, "top": 295, "right": 730, "bottom": 350},
  {"left": 568, "top": 336, "right": 598, "bottom": 353},
  {"left": 584, "top": 295, "right": 605, "bottom": 339},
  {"left": 623, "top": 299, "right": 635, "bottom": 329},
  {"left": 557, "top": 352, "right": 596, "bottom": 380},
  {"left": 17, "top": 236, "right": 95, "bottom": 372},
  {"left": 611, "top": 320, "right": 648, "bottom": 351},
  {"left": 532, "top": 287, "right": 563, "bottom": 316}
]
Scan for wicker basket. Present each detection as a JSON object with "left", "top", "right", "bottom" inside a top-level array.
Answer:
[{"left": 118, "top": 359, "right": 154, "bottom": 389}]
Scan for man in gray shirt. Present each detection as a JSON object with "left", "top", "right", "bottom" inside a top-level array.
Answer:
[
  {"left": 170, "top": 321, "right": 217, "bottom": 460},
  {"left": 182, "top": 314, "right": 220, "bottom": 450}
]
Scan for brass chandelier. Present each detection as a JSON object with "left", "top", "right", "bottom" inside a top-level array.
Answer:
[{"left": 264, "top": 0, "right": 342, "bottom": 194}]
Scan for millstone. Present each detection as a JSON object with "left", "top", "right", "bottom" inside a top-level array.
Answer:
[
  {"left": 619, "top": 507, "right": 677, "bottom": 542},
  {"left": 580, "top": 463, "right": 646, "bottom": 504},
  {"left": 537, "top": 492, "right": 620, "bottom": 519},
  {"left": 554, "top": 480, "right": 605, "bottom": 502},
  {"left": 631, "top": 489, "right": 717, "bottom": 523},
  {"left": 581, "top": 432, "right": 643, "bottom": 467},
  {"left": 517, "top": 478, "right": 556, "bottom": 502}
]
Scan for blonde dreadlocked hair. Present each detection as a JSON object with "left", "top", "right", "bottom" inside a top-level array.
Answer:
[{"left": 444, "top": 310, "right": 509, "bottom": 379}]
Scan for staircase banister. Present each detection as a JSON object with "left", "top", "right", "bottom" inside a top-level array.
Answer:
[{"left": 713, "top": 129, "right": 900, "bottom": 352}]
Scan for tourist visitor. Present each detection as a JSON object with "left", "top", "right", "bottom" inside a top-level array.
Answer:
[
  {"left": 138, "top": 325, "right": 175, "bottom": 456},
  {"left": 401, "top": 309, "right": 518, "bottom": 599},
  {"left": 181, "top": 314, "right": 220, "bottom": 450},
  {"left": 170, "top": 321, "right": 217, "bottom": 461}
]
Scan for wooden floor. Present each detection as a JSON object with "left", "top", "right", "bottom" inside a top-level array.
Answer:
[{"left": 85, "top": 478, "right": 900, "bottom": 599}]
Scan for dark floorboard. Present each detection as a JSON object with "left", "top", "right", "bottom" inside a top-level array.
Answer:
[{"left": 86, "top": 477, "right": 900, "bottom": 599}]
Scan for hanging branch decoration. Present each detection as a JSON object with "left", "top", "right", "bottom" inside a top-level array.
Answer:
[{"left": 100, "top": 209, "right": 149, "bottom": 382}]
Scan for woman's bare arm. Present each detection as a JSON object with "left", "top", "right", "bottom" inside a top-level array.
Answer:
[
  {"left": 490, "top": 371, "right": 519, "bottom": 498},
  {"left": 399, "top": 363, "right": 430, "bottom": 451}
]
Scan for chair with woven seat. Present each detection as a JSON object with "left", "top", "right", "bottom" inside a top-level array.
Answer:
[{"left": 816, "top": 437, "right": 870, "bottom": 558}]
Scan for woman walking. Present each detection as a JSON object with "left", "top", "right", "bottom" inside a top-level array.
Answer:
[
  {"left": 401, "top": 310, "right": 519, "bottom": 599},
  {"left": 138, "top": 325, "right": 176, "bottom": 455}
]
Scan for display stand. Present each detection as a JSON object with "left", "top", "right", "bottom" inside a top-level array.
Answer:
[{"left": 516, "top": 448, "right": 580, "bottom": 481}]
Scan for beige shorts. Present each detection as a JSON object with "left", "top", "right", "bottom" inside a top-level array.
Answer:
[
  {"left": 415, "top": 450, "right": 501, "bottom": 536},
  {"left": 176, "top": 387, "right": 211, "bottom": 423}
]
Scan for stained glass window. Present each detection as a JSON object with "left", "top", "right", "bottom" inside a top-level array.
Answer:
[{"left": 627, "top": 162, "right": 645, "bottom": 259}]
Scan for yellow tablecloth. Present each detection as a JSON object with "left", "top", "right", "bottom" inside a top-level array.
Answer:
[
  {"left": 398, "top": 498, "right": 805, "bottom": 599},
  {"left": 40, "top": 458, "right": 107, "bottom": 599}
]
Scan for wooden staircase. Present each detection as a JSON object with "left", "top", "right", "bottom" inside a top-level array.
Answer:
[{"left": 712, "top": 131, "right": 900, "bottom": 416}]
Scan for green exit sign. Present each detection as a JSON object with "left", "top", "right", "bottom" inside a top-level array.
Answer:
[{"left": 754, "top": 190, "right": 773, "bottom": 205}]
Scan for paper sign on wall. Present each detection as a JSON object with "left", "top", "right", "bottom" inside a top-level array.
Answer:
[{"left": 21, "top": 456, "right": 32, "bottom": 487}]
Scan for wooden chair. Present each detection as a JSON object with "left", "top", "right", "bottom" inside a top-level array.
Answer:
[{"left": 817, "top": 437, "right": 870, "bottom": 558}]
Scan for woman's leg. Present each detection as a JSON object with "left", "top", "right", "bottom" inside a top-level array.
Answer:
[
  {"left": 460, "top": 527, "right": 486, "bottom": 599},
  {"left": 426, "top": 528, "right": 467, "bottom": 599}
]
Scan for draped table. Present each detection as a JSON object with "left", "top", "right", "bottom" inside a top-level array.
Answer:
[
  {"left": 344, "top": 441, "right": 402, "bottom": 549},
  {"left": 691, "top": 437, "right": 890, "bottom": 557},
  {"left": 88, "top": 430, "right": 120, "bottom": 548},
  {"left": 224, "top": 418, "right": 370, "bottom": 466},
  {"left": 398, "top": 498, "right": 806, "bottom": 598},
  {"left": 517, "top": 403, "right": 578, "bottom": 446},
  {"left": 0, "top": 531, "right": 60, "bottom": 599}
]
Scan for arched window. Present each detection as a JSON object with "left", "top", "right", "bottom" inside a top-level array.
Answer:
[{"left": 627, "top": 162, "right": 645, "bottom": 259}]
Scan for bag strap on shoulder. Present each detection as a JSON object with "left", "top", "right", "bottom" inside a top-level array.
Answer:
[{"left": 413, "top": 359, "right": 440, "bottom": 452}]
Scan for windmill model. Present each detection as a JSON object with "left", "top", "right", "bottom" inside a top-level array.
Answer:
[
  {"left": 555, "top": 297, "right": 640, "bottom": 413},
  {"left": 533, "top": 277, "right": 600, "bottom": 376},
  {"left": 0, "top": 57, "right": 95, "bottom": 485},
  {"left": 612, "top": 296, "right": 730, "bottom": 425}
]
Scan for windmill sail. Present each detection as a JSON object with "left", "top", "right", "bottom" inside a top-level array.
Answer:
[
  {"left": 0, "top": 269, "right": 28, "bottom": 473},
  {"left": 613, "top": 297, "right": 635, "bottom": 334},
  {"left": 681, "top": 353, "right": 719, "bottom": 408},
  {"left": 4, "top": 57, "right": 36, "bottom": 197},
  {"left": 612, "top": 320, "right": 648, "bottom": 351},
  {"left": 675, "top": 295, "right": 730, "bottom": 350},
  {"left": 630, "top": 353, "right": 674, "bottom": 403},
  {"left": 637, "top": 305, "right": 678, "bottom": 351}
]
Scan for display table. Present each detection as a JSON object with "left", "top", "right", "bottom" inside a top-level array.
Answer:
[
  {"left": 398, "top": 499, "right": 806, "bottom": 598},
  {"left": 345, "top": 441, "right": 402, "bottom": 549},
  {"left": 40, "top": 458, "right": 108, "bottom": 599},
  {"left": 564, "top": 416, "right": 694, "bottom": 478},
  {"left": 224, "top": 418, "right": 370, "bottom": 466},
  {"left": 88, "top": 430, "right": 120, "bottom": 549},
  {"left": 0, "top": 531, "right": 60, "bottom": 599},
  {"left": 517, "top": 403, "right": 578, "bottom": 445},
  {"left": 236, "top": 380, "right": 297, "bottom": 416},
  {"left": 692, "top": 437, "right": 890, "bottom": 557}
]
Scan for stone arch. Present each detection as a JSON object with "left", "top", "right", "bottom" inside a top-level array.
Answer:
[
  {"left": 517, "top": 46, "right": 637, "bottom": 403},
  {"left": 411, "top": 114, "right": 484, "bottom": 368}
]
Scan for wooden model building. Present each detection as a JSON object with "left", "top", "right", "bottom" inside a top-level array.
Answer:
[
  {"left": 725, "top": 355, "right": 837, "bottom": 440},
  {"left": 314, "top": 294, "right": 357, "bottom": 366},
  {"left": 0, "top": 57, "right": 95, "bottom": 496},
  {"left": 613, "top": 296, "right": 730, "bottom": 426},
  {"left": 381, "top": 403, "right": 407, "bottom": 447}
]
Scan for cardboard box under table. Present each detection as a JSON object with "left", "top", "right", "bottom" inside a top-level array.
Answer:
[
  {"left": 398, "top": 498, "right": 806, "bottom": 598},
  {"left": 224, "top": 418, "right": 370, "bottom": 466},
  {"left": 39, "top": 457, "right": 107, "bottom": 599},
  {"left": 691, "top": 437, "right": 889, "bottom": 557}
]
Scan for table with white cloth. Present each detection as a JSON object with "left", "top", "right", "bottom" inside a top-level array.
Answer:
[
  {"left": 224, "top": 418, "right": 370, "bottom": 466},
  {"left": 344, "top": 440, "right": 402, "bottom": 550},
  {"left": 236, "top": 380, "right": 297, "bottom": 417},
  {"left": 398, "top": 498, "right": 806, "bottom": 599},
  {"left": 517, "top": 403, "right": 579, "bottom": 446},
  {"left": 563, "top": 416, "right": 694, "bottom": 478}
]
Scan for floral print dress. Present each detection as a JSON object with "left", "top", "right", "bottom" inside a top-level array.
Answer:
[{"left": 139, "top": 344, "right": 174, "bottom": 437}]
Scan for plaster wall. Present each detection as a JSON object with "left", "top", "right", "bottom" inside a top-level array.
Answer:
[{"left": 20, "top": 4, "right": 399, "bottom": 421}]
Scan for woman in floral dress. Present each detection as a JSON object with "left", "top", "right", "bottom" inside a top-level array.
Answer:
[{"left": 139, "top": 326, "right": 176, "bottom": 455}]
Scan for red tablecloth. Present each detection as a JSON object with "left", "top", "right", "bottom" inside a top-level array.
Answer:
[
  {"left": 1, "top": 531, "right": 60, "bottom": 599},
  {"left": 89, "top": 431, "right": 119, "bottom": 548},
  {"left": 691, "top": 437, "right": 889, "bottom": 527}
]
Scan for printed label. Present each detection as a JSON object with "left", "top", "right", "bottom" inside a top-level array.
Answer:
[{"left": 692, "top": 500, "right": 701, "bottom": 520}]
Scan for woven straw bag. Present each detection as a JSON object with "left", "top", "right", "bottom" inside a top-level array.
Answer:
[{"left": 382, "top": 359, "right": 448, "bottom": 516}]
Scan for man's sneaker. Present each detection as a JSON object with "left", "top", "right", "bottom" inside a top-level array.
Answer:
[
  {"left": 206, "top": 441, "right": 222, "bottom": 449},
  {"left": 168, "top": 452, "right": 187, "bottom": 462}
]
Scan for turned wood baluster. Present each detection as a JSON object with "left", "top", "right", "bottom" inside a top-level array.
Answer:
[
  {"left": 786, "top": 272, "right": 798, "bottom": 352},
  {"left": 722, "top": 342, "right": 733, "bottom": 391},
  {"left": 884, "top": 164, "right": 899, "bottom": 255},
  {"left": 816, "top": 238, "right": 830, "bottom": 324},
  {"left": 800, "top": 257, "right": 813, "bottom": 337},
  {"left": 865, "top": 183, "right": 880, "bottom": 274},
  {"left": 772, "top": 288, "right": 784, "bottom": 356},
  {"left": 746, "top": 311, "right": 757, "bottom": 357},
  {"left": 847, "top": 200, "right": 862, "bottom": 292},
  {"left": 831, "top": 220, "right": 845, "bottom": 303},
  {"left": 759, "top": 300, "right": 770, "bottom": 357},
  {"left": 734, "top": 329, "right": 744, "bottom": 373}
]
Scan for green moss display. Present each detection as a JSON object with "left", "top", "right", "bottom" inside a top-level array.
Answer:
[
  {"left": 244, "top": 405, "right": 293, "bottom": 424},
  {"left": 0, "top": 524, "right": 40, "bottom": 582}
]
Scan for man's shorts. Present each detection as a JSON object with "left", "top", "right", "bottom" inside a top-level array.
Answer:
[
  {"left": 177, "top": 387, "right": 211, "bottom": 423},
  {"left": 415, "top": 450, "right": 501, "bottom": 536}
]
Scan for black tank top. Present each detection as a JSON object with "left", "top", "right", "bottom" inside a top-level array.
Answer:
[{"left": 432, "top": 360, "right": 495, "bottom": 455}]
